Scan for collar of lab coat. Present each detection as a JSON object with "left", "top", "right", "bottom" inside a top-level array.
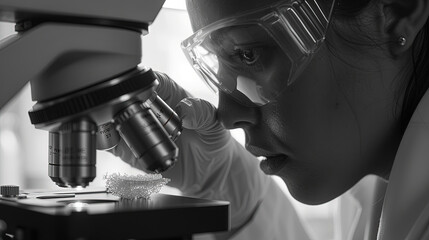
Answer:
[{"left": 378, "top": 89, "right": 429, "bottom": 240}]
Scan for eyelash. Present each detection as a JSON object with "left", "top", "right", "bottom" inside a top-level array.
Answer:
[{"left": 232, "top": 47, "right": 262, "bottom": 66}]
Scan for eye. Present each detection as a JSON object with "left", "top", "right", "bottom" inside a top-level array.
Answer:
[{"left": 235, "top": 48, "right": 261, "bottom": 65}]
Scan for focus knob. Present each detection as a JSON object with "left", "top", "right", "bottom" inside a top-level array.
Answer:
[{"left": 0, "top": 185, "right": 19, "bottom": 197}]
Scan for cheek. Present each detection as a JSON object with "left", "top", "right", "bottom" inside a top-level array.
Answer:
[
  {"left": 266, "top": 51, "right": 367, "bottom": 203},
  {"left": 279, "top": 72, "right": 363, "bottom": 167}
]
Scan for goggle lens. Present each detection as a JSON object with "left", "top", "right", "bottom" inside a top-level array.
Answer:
[{"left": 182, "top": 0, "right": 336, "bottom": 106}]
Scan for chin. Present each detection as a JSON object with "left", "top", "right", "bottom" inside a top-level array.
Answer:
[
  {"left": 288, "top": 185, "right": 339, "bottom": 205},
  {"left": 278, "top": 173, "right": 349, "bottom": 205}
]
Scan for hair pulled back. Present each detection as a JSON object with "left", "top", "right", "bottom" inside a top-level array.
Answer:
[{"left": 328, "top": 0, "right": 429, "bottom": 133}]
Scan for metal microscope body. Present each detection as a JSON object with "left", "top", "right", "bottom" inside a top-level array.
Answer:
[
  {"left": 0, "top": 0, "right": 164, "bottom": 108},
  {"left": 0, "top": 0, "right": 182, "bottom": 188}
]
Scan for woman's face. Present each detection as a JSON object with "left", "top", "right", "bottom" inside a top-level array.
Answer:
[{"left": 187, "top": 0, "right": 406, "bottom": 204}]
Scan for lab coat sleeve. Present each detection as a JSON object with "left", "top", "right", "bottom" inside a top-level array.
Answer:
[
  {"left": 171, "top": 129, "right": 311, "bottom": 240},
  {"left": 227, "top": 179, "right": 312, "bottom": 240}
]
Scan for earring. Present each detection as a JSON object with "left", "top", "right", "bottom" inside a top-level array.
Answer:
[{"left": 398, "top": 36, "right": 407, "bottom": 46}]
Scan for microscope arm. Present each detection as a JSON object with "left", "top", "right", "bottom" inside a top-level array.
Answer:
[
  {"left": 0, "top": 34, "right": 23, "bottom": 109},
  {"left": 0, "top": 22, "right": 142, "bottom": 109}
]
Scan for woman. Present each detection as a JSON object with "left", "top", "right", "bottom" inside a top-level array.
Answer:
[{"left": 112, "top": 0, "right": 429, "bottom": 239}]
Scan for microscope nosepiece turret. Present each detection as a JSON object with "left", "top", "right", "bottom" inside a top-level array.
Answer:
[{"left": 30, "top": 68, "right": 181, "bottom": 188}]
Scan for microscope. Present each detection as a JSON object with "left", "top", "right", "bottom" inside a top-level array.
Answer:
[
  {"left": 0, "top": 1, "right": 229, "bottom": 239},
  {"left": 0, "top": 0, "right": 182, "bottom": 188}
]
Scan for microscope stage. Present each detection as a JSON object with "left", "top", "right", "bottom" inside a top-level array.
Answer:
[{"left": 0, "top": 189, "right": 229, "bottom": 240}]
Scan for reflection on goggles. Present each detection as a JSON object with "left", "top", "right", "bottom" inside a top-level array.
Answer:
[
  {"left": 237, "top": 75, "right": 269, "bottom": 105},
  {"left": 182, "top": 0, "right": 336, "bottom": 106}
]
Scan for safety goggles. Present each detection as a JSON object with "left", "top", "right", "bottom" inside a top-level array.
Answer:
[{"left": 182, "top": 0, "right": 336, "bottom": 106}]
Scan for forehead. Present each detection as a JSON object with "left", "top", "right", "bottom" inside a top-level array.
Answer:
[{"left": 186, "top": 0, "right": 279, "bottom": 31}]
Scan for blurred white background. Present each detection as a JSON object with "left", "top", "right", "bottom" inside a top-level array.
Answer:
[{"left": 0, "top": 1, "right": 339, "bottom": 239}]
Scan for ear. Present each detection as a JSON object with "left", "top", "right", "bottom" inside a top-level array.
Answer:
[{"left": 381, "top": 0, "right": 429, "bottom": 55}]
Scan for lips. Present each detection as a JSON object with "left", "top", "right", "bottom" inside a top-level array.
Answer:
[
  {"left": 246, "top": 145, "right": 289, "bottom": 175},
  {"left": 259, "top": 155, "right": 289, "bottom": 175}
]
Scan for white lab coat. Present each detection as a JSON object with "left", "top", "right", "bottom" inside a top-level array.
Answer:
[
  {"left": 335, "top": 175, "right": 387, "bottom": 240},
  {"left": 377, "top": 89, "right": 429, "bottom": 239},
  {"left": 194, "top": 171, "right": 387, "bottom": 240},
  {"left": 194, "top": 176, "right": 312, "bottom": 240}
]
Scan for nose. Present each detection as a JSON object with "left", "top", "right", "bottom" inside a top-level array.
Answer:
[{"left": 217, "top": 92, "right": 259, "bottom": 129}]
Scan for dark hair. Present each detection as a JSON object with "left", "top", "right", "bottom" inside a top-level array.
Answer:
[{"left": 329, "top": 0, "right": 429, "bottom": 133}]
